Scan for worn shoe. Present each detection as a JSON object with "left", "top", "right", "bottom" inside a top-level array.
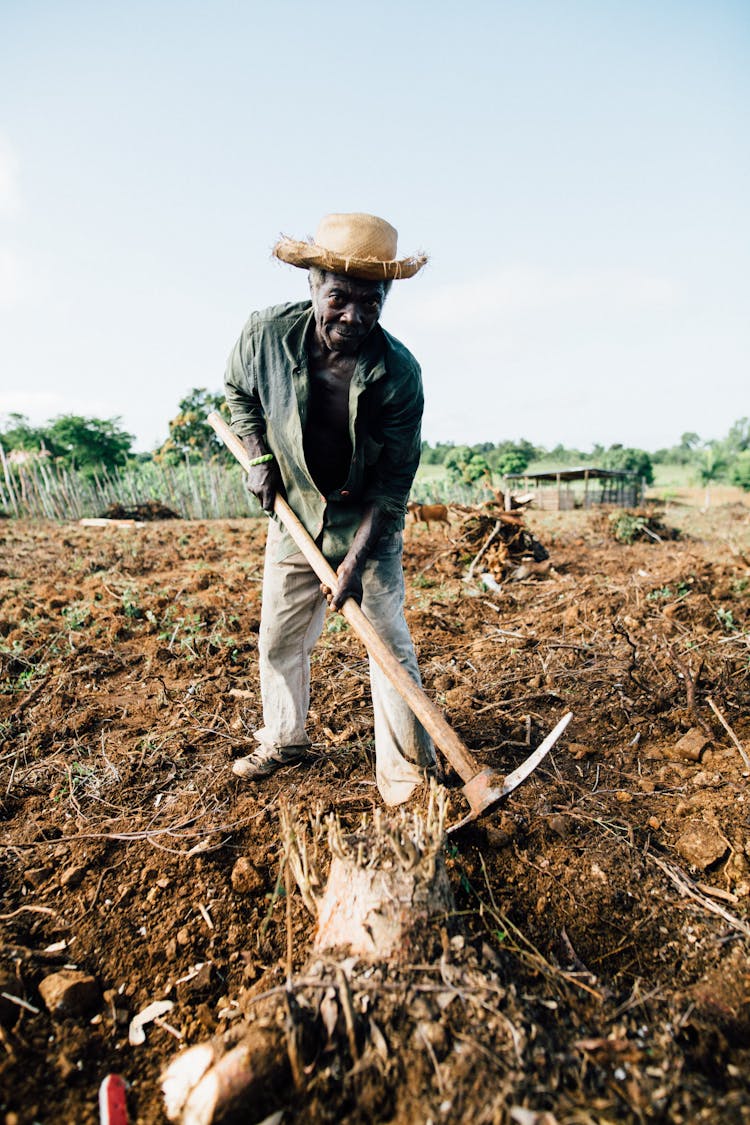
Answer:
[{"left": 232, "top": 743, "right": 309, "bottom": 781}]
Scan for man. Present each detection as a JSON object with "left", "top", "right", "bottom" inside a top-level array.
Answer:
[{"left": 224, "top": 212, "right": 435, "bottom": 806}]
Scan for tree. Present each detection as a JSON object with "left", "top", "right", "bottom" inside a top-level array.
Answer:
[
  {"left": 46, "top": 415, "right": 134, "bottom": 471},
  {"left": 695, "top": 445, "right": 727, "bottom": 509},
  {"left": 724, "top": 417, "right": 750, "bottom": 454},
  {"left": 157, "top": 389, "right": 232, "bottom": 464},
  {"left": 729, "top": 451, "right": 750, "bottom": 492},
  {"left": 494, "top": 448, "right": 531, "bottom": 476},
  {"left": 420, "top": 441, "right": 454, "bottom": 466},
  {"left": 0, "top": 413, "right": 54, "bottom": 455},
  {"left": 443, "top": 446, "right": 492, "bottom": 485},
  {"left": 660, "top": 431, "right": 703, "bottom": 466},
  {"left": 601, "top": 445, "right": 654, "bottom": 485},
  {"left": 679, "top": 432, "right": 701, "bottom": 451},
  {"left": 1, "top": 412, "right": 133, "bottom": 471}
]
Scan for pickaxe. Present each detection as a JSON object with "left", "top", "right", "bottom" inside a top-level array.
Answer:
[{"left": 208, "top": 411, "right": 571, "bottom": 825}]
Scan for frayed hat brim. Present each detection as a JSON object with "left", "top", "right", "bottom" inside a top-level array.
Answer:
[{"left": 273, "top": 237, "right": 428, "bottom": 281}]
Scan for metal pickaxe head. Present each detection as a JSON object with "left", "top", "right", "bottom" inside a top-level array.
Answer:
[{"left": 452, "top": 712, "right": 573, "bottom": 831}]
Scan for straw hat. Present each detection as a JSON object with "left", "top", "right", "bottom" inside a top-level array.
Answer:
[{"left": 273, "top": 213, "right": 427, "bottom": 281}]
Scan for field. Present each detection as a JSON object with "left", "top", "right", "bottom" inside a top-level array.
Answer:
[{"left": 1, "top": 496, "right": 750, "bottom": 1124}]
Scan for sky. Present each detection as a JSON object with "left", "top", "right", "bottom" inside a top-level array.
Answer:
[{"left": 1, "top": 0, "right": 748, "bottom": 454}]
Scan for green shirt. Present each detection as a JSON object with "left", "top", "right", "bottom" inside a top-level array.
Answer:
[{"left": 224, "top": 300, "right": 424, "bottom": 565}]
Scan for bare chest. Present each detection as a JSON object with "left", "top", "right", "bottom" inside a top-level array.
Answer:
[{"left": 306, "top": 360, "right": 356, "bottom": 433}]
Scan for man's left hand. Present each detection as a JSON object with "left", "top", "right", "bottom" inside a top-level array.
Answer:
[{"left": 321, "top": 558, "right": 364, "bottom": 610}]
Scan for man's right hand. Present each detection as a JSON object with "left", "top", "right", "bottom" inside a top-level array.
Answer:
[{"left": 241, "top": 437, "right": 281, "bottom": 514}]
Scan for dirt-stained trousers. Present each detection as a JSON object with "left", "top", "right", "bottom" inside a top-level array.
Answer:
[{"left": 254, "top": 520, "right": 435, "bottom": 805}]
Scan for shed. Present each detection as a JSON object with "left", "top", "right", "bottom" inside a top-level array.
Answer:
[{"left": 503, "top": 466, "right": 643, "bottom": 511}]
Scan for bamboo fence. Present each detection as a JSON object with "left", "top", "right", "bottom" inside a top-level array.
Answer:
[{"left": 0, "top": 445, "right": 497, "bottom": 523}]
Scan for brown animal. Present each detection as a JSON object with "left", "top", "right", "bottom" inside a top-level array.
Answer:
[{"left": 407, "top": 502, "right": 450, "bottom": 529}]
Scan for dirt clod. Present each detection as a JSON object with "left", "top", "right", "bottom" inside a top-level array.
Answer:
[
  {"left": 38, "top": 971, "right": 101, "bottom": 1017},
  {"left": 676, "top": 820, "right": 730, "bottom": 869},
  {"left": 230, "top": 857, "right": 263, "bottom": 894},
  {"left": 671, "top": 727, "right": 711, "bottom": 762}
]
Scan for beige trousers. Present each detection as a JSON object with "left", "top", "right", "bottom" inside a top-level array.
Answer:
[{"left": 255, "top": 520, "right": 435, "bottom": 805}]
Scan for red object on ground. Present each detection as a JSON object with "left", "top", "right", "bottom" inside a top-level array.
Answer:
[{"left": 99, "top": 1074, "right": 129, "bottom": 1125}]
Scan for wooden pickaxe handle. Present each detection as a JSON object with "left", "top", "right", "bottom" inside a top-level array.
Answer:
[{"left": 207, "top": 411, "right": 481, "bottom": 783}]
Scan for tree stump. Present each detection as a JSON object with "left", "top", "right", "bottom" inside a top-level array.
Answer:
[
  {"left": 162, "top": 786, "right": 455, "bottom": 1124},
  {"left": 314, "top": 792, "right": 454, "bottom": 959}
]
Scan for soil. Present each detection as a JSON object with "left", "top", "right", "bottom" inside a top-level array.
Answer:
[{"left": 1, "top": 499, "right": 750, "bottom": 1125}]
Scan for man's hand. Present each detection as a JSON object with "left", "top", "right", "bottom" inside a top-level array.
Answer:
[
  {"left": 321, "top": 557, "right": 364, "bottom": 611},
  {"left": 241, "top": 437, "right": 281, "bottom": 513},
  {"left": 245, "top": 461, "right": 281, "bottom": 513},
  {"left": 320, "top": 503, "right": 387, "bottom": 610}
]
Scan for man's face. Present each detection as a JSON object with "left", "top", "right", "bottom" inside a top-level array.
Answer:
[{"left": 309, "top": 272, "right": 386, "bottom": 356}]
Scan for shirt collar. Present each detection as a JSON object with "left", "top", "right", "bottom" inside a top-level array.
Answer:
[{"left": 281, "top": 304, "right": 314, "bottom": 370}]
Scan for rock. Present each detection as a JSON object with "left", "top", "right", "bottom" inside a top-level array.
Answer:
[
  {"left": 444, "top": 685, "right": 474, "bottom": 711},
  {"left": 567, "top": 742, "right": 595, "bottom": 760},
  {"left": 548, "top": 814, "right": 571, "bottom": 838},
  {"left": 688, "top": 771, "right": 723, "bottom": 790},
  {"left": 24, "top": 866, "right": 53, "bottom": 888},
  {"left": 38, "top": 970, "right": 101, "bottom": 1017},
  {"left": 60, "top": 865, "right": 86, "bottom": 889},
  {"left": 676, "top": 820, "right": 729, "bottom": 869},
  {"left": 562, "top": 605, "right": 579, "bottom": 627},
  {"left": 230, "top": 857, "right": 263, "bottom": 895},
  {"left": 668, "top": 728, "right": 709, "bottom": 763}
]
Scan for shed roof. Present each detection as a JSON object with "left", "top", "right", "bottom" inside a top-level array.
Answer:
[{"left": 504, "top": 466, "right": 638, "bottom": 482}]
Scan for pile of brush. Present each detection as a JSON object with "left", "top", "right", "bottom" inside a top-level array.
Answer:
[
  {"left": 99, "top": 499, "right": 181, "bottom": 521},
  {"left": 603, "top": 507, "right": 680, "bottom": 545},
  {"left": 449, "top": 503, "right": 550, "bottom": 587}
]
